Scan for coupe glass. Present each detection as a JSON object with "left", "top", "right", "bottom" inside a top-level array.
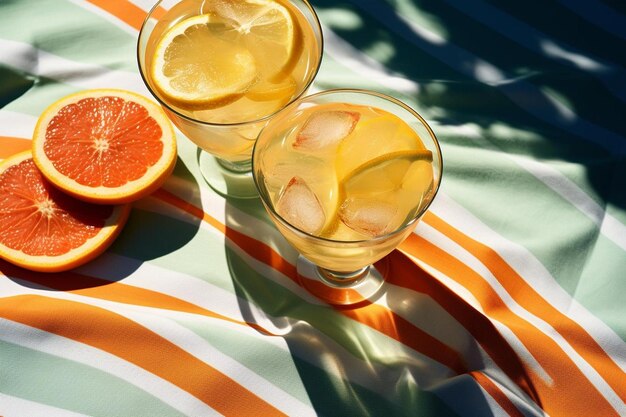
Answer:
[
  {"left": 137, "top": 0, "right": 323, "bottom": 198},
  {"left": 252, "top": 89, "right": 443, "bottom": 305}
]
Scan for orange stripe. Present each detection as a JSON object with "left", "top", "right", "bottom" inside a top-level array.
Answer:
[
  {"left": 0, "top": 294, "right": 286, "bottom": 417},
  {"left": 0, "top": 136, "right": 31, "bottom": 158},
  {"left": 421, "top": 212, "right": 626, "bottom": 401},
  {"left": 379, "top": 250, "right": 538, "bottom": 399},
  {"left": 154, "top": 190, "right": 469, "bottom": 372},
  {"left": 341, "top": 300, "right": 467, "bottom": 375},
  {"left": 401, "top": 233, "right": 619, "bottom": 416},
  {"left": 159, "top": 188, "right": 620, "bottom": 415},
  {"left": 155, "top": 189, "right": 535, "bottom": 412},
  {"left": 155, "top": 188, "right": 297, "bottom": 278},
  {"left": 0, "top": 259, "right": 272, "bottom": 336},
  {"left": 119, "top": 187, "right": 526, "bottom": 410},
  {"left": 470, "top": 371, "right": 525, "bottom": 417},
  {"left": 85, "top": 0, "right": 166, "bottom": 31}
]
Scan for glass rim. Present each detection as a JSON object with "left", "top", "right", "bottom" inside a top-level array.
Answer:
[
  {"left": 252, "top": 88, "right": 444, "bottom": 245},
  {"left": 136, "top": 0, "right": 325, "bottom": 128}
]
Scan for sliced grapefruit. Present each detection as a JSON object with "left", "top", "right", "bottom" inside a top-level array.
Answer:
[
  {"left": 0, "top": 151, "right": 131, "bottom": 272},
  {"left": 32, "top": 89, "right": 177, "bottom": 204}
]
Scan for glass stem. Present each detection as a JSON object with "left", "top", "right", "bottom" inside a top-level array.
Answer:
[
  {"left": 217, "top": 157, "right": 252, "bottom": 173},
  {"left": 316, "top": 266, "right": 370, "bottom": 288}
]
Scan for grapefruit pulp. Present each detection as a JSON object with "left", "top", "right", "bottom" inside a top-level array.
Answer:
[
  {"left": 32, "top": 89, "right": 177, "bottom": 204},
  {"left": 0, "top": 151, "right": 130, "bottom": 272}
]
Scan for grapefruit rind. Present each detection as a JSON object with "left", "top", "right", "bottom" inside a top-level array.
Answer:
[
  {"left": 0, "top": 151, "right": 131, "bottom": 273},
  {"left": 31, "top": 89, "right": 177, "bottom": 204}
]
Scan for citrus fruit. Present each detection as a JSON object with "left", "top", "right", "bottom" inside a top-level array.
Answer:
[
  {"left": 320, "top": 149, "right": 432, "bottom": 239},
  {"left": 32, "top": 89, "right": 177, "bottom": 204},
  {"left": 208, "top": 0, "right": 300, "bottom": 79},
  {"left": 151, "top": 14, "right": 257, "bottom": 110},
  {"left": 0, "top": 151, "right": 131, "bottom": 272},
  {"left": 336, "top": 114, "right": 426, "bottom": 180},
  {"left": 337, "top": 149, "right": 434, "bottom": 237},
  {"left": 150, "top": 0, "right": 298, "bottom": 110},
  {"left": 341, "top": 149, "right": 433, "bottom": 196}
]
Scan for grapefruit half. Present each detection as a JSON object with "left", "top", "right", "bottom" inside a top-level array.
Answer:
[
  {"left": 0, "top": 151, "right": 131, "bottom": 272},
  {"left": 32, "top": 89, "right": 177, "bottom": 204}
]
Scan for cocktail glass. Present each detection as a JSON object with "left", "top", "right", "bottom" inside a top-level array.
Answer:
[
  {"left": 137, "top": 0, "right": 323, "bottom": 198},
  {"left": 252, "top": 89, "right": 443, "bottom": 305}
]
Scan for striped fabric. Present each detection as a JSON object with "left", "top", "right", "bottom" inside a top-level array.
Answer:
[{"left": 1, "top": 0, "right": 625, "bottom": 416}]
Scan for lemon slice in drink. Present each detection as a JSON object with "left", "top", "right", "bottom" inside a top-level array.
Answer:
[
  {"left": 322, "top": 149, "right": 432, "bottom": 239},
  {"left": 331, "top": 149, "right": 433, "bottom": 238},
  {"left": 336, "top": 114, "right": 426, "bottom": 180},
  {"left": 204, "top": 0, "right": 300, "bottom": 79},
  {"left": 341, "top": 150, "right": 433, "bottom": 196},
  {"left": 151, "top": 14, "right": 258, "bottom": 110}
]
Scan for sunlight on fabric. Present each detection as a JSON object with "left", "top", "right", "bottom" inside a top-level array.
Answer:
[
  {"left": 317, "top": 8, "right": 363, "bottom": 30},
  {"left": 539, "top": 86, "right": 577, "bottom": 121},
  {"left": 322, "top": 26, "right": 419, "bottom": 94},
  {"left": 472, "top": 61, "right": 506, "bottom": 86},
  {"left": 541, "top": 40, "right": 607, "bottom": 72}
]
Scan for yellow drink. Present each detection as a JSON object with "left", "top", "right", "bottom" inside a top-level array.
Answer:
[
  {"left": 254, "top": 91, "right": 441, "bottom": 272},
  {"left": 138, "top": 0, "right": 322, "bottom": 163}
]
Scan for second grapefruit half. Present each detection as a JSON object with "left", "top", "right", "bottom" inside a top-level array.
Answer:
[{"left": 0, "top": 151, "right": 131, "bottom": 272}]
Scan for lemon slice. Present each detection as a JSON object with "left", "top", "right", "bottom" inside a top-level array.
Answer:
[
  {"left": 322, "top": 149, "right": 433, "bottom": 239},
  {"left": 341, "top": 150, "right": 433, "bottom": 196},
  {"left": 336, "top": 114, "right": 426, "bottom": 180},
  {"left": 246, "top": 76, "right": 297, "bottom": 102},
  {"left": 205, "top": 0, "right": 299, "bottom": 79},
  {"left": 151, "top": 14, "right": 258, "bottom": 110}
]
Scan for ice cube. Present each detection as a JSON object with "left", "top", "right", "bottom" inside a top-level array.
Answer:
[
  {"left": 275, "top": 176, "right": 326, "bottom": 235},
  {"left": 293, "top": 110, "right": 360, "bottom": 150},
  {"left": 339, "top": 198, "right": 398, "bottom": 237}
]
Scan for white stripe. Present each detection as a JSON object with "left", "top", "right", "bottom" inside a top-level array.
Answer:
[
  {"left": 479, "top": 374, "right": 548, "bottom": 417},
  {"left": 80, "top": 244, "right": 464, "bottom": 393},
  {"left": 403, "top": 253, "right": 546, "bottom": 416},
  {"left": 408, "top": 227, "right": 553, "bottom": 385},
  {"left": 432, "top": 191, "right": 626, "bottom": 373},
  {"left": 322, "top": 25, "right": 420, "bottom": 94},
  {"left": 509, "top": 155, "right": 626, "bottom": 252},
  {"left": 438, "top": 122, "right": 626, "bottom": 252},
  {"left": 0, "top": 317, "right": 221, "bottom": 417},
  {"left": 0, "top": 111, "right": 37, "bottom": 138},
  {"left": 0, "top": 276, "right": 458, "bottom": 411},
  {"left": 109, "top": 169, "right": 626, "bottom": 409},
  {"left": 0, "top": 392, "right": 90, "bottom": 417},
  {"left": 0, "top": 38, "right": 148, "bottom": 95},
  {"left": 418, "top": 216, "right": 626, "bottom": 415},
  {"left": 105, "top": 307, "right": 316, "bottom": 417}
]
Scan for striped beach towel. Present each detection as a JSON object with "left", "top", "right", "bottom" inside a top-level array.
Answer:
[{"left": 1, "top": 1, "right": 625, "bottom": 416}]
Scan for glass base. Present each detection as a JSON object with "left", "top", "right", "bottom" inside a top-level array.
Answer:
[
  {"left": 198, "top": 151, "right": 258, "bottom": 199},
  {"left": 296, "top": 256, "right": 387, "bottom": 306}
]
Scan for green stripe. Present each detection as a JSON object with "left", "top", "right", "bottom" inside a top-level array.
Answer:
[
  {"left": 314, "top": 0, "right": 622, "bottom": 156},
  {"left": 0, "top": 67, "right": 81, "bottom": 116},
  {"left": 0, "top": 338, "right": 186, "bottom": 417},
  {"left": 488, "top": 1, "right": 626, "bottom": 68},
  {"left": 0, "top": 0, "right": 138, "bottom": 72},
  {"left": 442, "top": 142, "right": 626, "bottom": 295},
  {"left": 170, "top": 315, "right": 316, "bottom": 407},
  {"left": 371, "top": 0, "right": 626, "bottom": 136}
]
